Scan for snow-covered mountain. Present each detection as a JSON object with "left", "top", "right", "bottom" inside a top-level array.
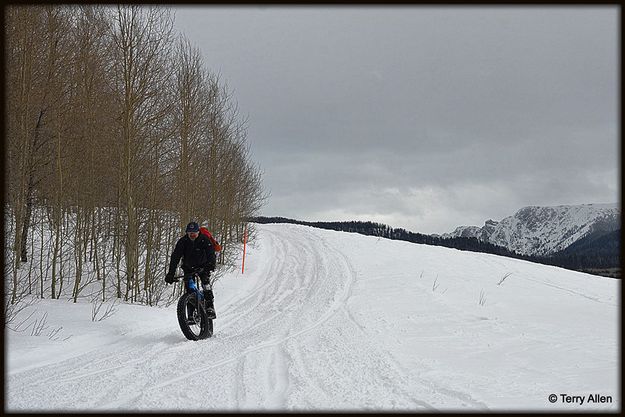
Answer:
[
  {"left": 6, "top": 223, "right": 620, "bottom": 411},
  {"left": 442, "top": 204, "right": 620, "bottom": 256}
]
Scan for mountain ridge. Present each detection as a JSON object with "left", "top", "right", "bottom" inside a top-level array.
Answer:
[{"left": 440, "top": 203, "right": 620, "bottom": 256}]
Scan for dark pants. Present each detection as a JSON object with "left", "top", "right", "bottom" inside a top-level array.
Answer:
[{"left": 184, "top": 270, "right": 214, "bottom": 309}]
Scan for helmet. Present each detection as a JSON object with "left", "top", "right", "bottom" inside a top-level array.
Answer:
[{"left": 185, "top": 222, "right": 200, "bottom": 233}]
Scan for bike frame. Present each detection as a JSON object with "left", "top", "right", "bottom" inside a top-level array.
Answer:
[
  {"left": 174, "top": 270, "right": 211, "bottom": 293},
  {"left": 174, "top": 268, "right": 213, "bottom": 308}
]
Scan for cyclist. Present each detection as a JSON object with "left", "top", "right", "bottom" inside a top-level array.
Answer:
[{"left": 165, "top": 221, "right": 217, "bottom": 319}]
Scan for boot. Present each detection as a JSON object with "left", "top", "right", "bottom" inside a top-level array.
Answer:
[{"left": 203, "top": 288, "right": 216, "bottom": 319}]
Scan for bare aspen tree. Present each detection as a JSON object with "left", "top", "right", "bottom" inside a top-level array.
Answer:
[
  {"left": 199, "top": 79, "right": 266, "bottom": 259},
  {"left": 172, "top": 36, "right": 209, "bottom": 228},
  {"left": 6, "top": 6, "right": 73, "bottom": 301},
  {"left": 109, "top": 5, "right": 174, "bottom": 301},
  {"left": 6, "top": 7, "right": 43, "bottom": 302},
  {"left": 64, "top": 6, "right": 116, "bottom": 302},
  {"left": 23, "top": 7, "right": 69, "bottom": 263},
  {"left": 37, "top": 207, "right": 51, "bottom": 298}
]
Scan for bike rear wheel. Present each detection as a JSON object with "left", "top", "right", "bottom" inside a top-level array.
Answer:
[{"left": 176, "top": 293, "right": 213, "bottom": 340}]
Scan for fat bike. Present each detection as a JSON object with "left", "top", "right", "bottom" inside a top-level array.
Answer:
[{"left": 173, "top": 268, "right": 214, "bottom": 340}]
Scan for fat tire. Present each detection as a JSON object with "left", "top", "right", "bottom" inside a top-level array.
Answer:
[{"left": 176, "top": 293, "right": 213, "bottom": 340}]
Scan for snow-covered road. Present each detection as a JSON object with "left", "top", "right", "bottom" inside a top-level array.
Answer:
[{"left": 6, "top": 224, "right": 620, "bottom": 411}]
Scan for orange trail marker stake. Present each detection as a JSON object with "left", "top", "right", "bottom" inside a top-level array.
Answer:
[{"left": 241, "top": 224, "right": 248, "bottom": 274}]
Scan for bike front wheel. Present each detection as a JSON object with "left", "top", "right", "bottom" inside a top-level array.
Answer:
[{"left": 176, "top": 293, "right": 213, "bottom": 340}]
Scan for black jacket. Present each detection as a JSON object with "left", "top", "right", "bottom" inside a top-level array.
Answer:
[{"left": 168, "top": 234, "right": 216, "bottom": 275}]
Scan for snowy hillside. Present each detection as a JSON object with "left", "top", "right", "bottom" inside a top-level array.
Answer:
[
  {"left": 6, "top": 223, "right": 620, "bottom": 412},
  {"left": 442, "top": 203, "right": 620, "bottom": 256}
]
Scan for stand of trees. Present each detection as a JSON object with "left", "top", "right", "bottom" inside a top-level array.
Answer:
[
  {"left": 251, "top": 217, "right": 620, "bottom": 278},
  {"left": 545, "top": 229, "right": 620, "bottom": 276},
  {"left": 5, "top": 5, "right": 266, "bottom": 309}
]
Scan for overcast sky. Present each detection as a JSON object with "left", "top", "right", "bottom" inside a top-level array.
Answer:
[{"left": 172, "top": 6, "right": 618, "bottom": 234}]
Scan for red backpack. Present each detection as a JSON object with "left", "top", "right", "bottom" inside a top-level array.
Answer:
[{"left": 200, "top": 227, "right": 222, "bottom": 252}]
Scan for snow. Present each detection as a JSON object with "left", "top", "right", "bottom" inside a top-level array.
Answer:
[
  {"left": 442, "top": 203, "right": 620, "bottom": 256},
  {"left": 6, "top": 223, "right": 620, "bottom": 411}
]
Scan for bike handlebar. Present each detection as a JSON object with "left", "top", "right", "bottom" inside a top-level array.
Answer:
[{"left": 172, "top": 267, "right": 205, "bottom": 281}]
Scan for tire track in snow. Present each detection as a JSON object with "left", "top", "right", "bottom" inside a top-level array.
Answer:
[
  {"left": 215, "top": 231, "right": 288, "bottom": 332},
  {"left": 306, "top": 233, "right": 485, "bottom": 410},
  {"left": 520, "top": 275, "right": 616, "bottom": 305},
  {"left": 146, "top": 225, "right": 357, "bottom": 398},
  {"left": 269, "top": 230, "right": 438, "bottom": 410},
  {"left": 263, "top": 337, "right": 291, "bottom": 408},
  {"left": 232, "top": 355, "right": 247, "bottom": 407}
]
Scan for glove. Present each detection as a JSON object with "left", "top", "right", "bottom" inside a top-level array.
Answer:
[{"left": 165, "top": 272, "right": 175, "bottom": 284}]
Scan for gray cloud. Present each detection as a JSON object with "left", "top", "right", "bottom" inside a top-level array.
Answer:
[{"left": 174, "top": 6, "right": 618, "bottom": 234}]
